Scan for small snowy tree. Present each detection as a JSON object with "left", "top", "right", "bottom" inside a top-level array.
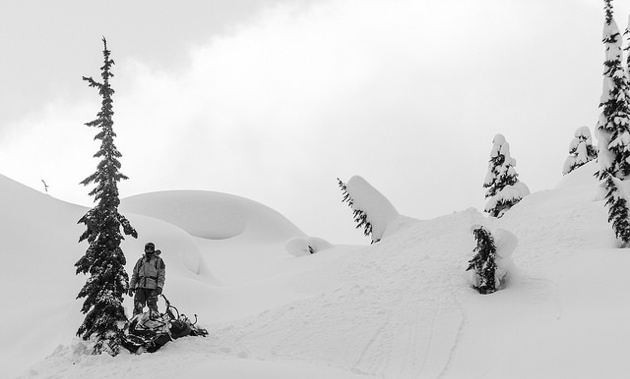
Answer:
[
  {"left": 337, "top": 176, "right": 399, "bottom": 243},
  {"left": 483, "top": 134, "right": 530, "bottom": 218},
  {"left": 562, "top": 126, "right": 598, "bottom": 175},
  {"left": 338, "top": 178, "right": 374, "bottom": 242},
  {"left": 595, "top": 0, "right": 630, "bottom": 181},
  {"left": 466, "top": 226, "right": 514, "bottom": 294},
  {"left": 75, "top": 37, "right": 138, "bottom": 355},
  {"left": 466, "top": 227, "right": 499, "bottom": 295}
]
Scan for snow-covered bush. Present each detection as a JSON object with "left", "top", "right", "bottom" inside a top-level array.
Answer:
[
  {"left": 466, "top": 226, "right": 498, "bottom": 294},
  {"left": 483, "top": 134, "right": 530, "bottom": 218},
  {"left": 337, "top": 176, "right": 399, "bottom": 243},
  {"left": 285, "top": 236, "right": 333, "bottom": 257},
  {"left": 466, "top": 226, "right": 515, "bottom": 294},
  {"left": 562, "top": 126, "right": 598, "bottom": 175}
]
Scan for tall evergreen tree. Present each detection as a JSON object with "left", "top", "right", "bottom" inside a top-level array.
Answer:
[
  {"left": 595, "top": 1, "right": 630, "bottom": 247},
  {"left": 466, "top": 227, "right": 498, "bottom": 295},
  {"left": 562, "top": 126, "right": 598, "bottom": 175},
  {"left": 75, "top": 37, "right": 137, "bottom": 355},
  {"left": 337, "top": 178, "right": 376, "bottom": 243},
  {"left": 595, "top": 0, "right": 630, "bottom": 180},
  {"left": 483, "top": 134, "right": 529, "bottom": 218}
]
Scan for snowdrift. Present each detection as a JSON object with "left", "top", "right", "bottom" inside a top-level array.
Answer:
[
  {"left": 120, "top": 190, "right": 306, "bottom": 242},
  {"left": 285, "top": 235, "right": 334, "bottom": 256},
  {"left": 5, "top": 162, "right": 630, "bottom": 378}
]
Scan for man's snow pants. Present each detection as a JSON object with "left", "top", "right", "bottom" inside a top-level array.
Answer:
[{"left": 133, "top": 288, "right": 159, "bottom": 315}]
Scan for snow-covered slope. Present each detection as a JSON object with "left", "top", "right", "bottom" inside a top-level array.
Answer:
[
  {"left": 0, "top": 175, "right": 87, "bottom": 378},
  {"left": 0, "top": 175, "right": 312, "bottom": 377},
  {"left": 5, "top": 161, "right": 630, "bottom": 378}
]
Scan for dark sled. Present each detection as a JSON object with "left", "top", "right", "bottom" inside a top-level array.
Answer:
[{"left": 121, "top": 294, "right": 208, "bottom": 354}]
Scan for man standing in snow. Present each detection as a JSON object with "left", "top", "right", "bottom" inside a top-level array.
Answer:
[{"left": 129, "top": 242, "right": 166, "bottom": 315}]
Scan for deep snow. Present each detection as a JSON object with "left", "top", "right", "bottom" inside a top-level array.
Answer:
[{"left": 3, "top": 160, "right": 630, "bottom": 378}]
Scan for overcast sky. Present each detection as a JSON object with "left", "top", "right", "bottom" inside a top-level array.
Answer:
[{"left": 1, "top": 0, "right": 629, "bottom": 244}]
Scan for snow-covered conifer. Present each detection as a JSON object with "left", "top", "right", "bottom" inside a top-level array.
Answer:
[
  {"left": 601, "top": 171, "right": 630, "bottom": 246},
  {"left": 595, "top": 0, "right": 630, "bottom": 180},
  {"left": 337, "top": 176, "right": 399, "bottom": 243},
  {"left": 75, "top": 38, "right": 138, "bottom": 355},
  {"left": 466, "top": 226, "right": 499, "bottom": 295},
  {"left": 562, "top": 126, "right": 598, "bottom": 175},
  {"left": 594, "top": 1, "right": 630, "bottom": 248},
  {"left": 483, "top": 134, "right": 530, "bottom": 218},
  {"left": 338, "top": 178, "right": 374, "bottom": 242}
]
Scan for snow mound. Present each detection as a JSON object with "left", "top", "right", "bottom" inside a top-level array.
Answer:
[
  {"left": 121, "top": 213, "right": 218, "bottom": 283},
  {"left": 285, "top": 236, "right": 334, "bottom": 256},
  {"left": 492, "top": 228, "right": 517, "bottom": 284},
  {"left": 556, "top": 159, "right": 599, "bottom": 190},
  {"left": 121, "top": 190, "right": 306, "bottom": 241}
]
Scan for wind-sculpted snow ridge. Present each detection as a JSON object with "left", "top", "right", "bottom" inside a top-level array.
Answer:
[{"left": 121, "top": 190, "right": 306, "bottom": 242}]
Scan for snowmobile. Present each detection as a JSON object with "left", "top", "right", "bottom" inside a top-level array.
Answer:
[{"left": 121, "top": 294, "right": 208, "bottom": 354}]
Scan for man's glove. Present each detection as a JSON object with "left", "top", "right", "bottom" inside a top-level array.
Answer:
[
  {"left": 156, "top": 287, "right": 163, "bottom": 295},
  {"left": 128, "top": 288, "right": 135, "bottom": 297}
]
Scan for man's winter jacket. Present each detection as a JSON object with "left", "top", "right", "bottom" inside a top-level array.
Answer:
[{"left": 130, "top": 252, "right": 166, "bottom": 290}]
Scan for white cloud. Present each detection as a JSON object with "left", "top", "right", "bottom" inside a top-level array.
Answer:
[{"left": 0, "top": 0, "right": 619, "bottom": 243}]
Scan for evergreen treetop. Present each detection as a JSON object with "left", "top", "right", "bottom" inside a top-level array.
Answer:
[
  {"left": 483, "top": 134, "right": 529, "bottom": 218},
  {"left": 483, "top": 134, "right": 518, "bottom": 199},
  {"left": 563, "top": 126, "right": 598, "bottom": 175},
  {"left": 596, "top": 0, "right": 630, "bottom": 180}
]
